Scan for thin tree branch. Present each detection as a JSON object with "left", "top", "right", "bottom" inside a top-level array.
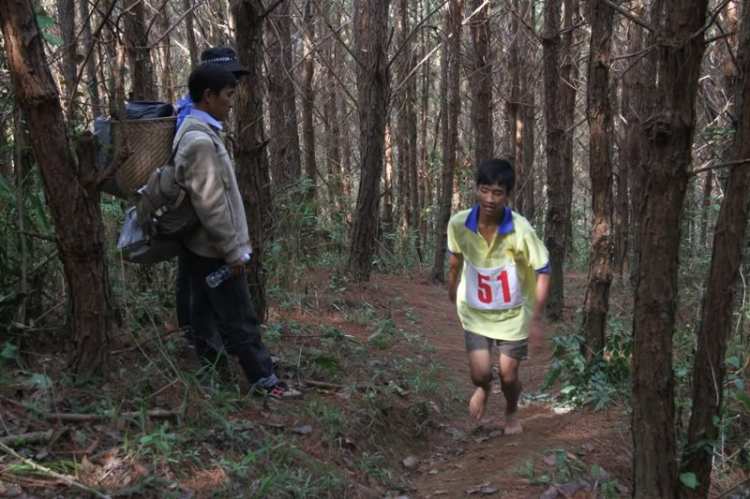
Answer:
[
  {"left": 0, "top": 441, "right": 111, "bottom": 498},
  {"left": 704, "top": 29, "right": 736, "bottom": 45},
  {"left": 259, "top": 0, "right": 286, "bottom": 21},
  {"left": 146, "top": 0, "right": 210, "bottom": 49},
  {"left": 602, "top": 0, "right": 655, "bottom": 32},
  {"left": 315, "top": 2, "right": 364, "bottom": 69},
  {"left": 387, "top": 0, "right": 451, "bottom": 70},
  {"left": 690, "top": 159, "right": 750, "bottom": 177},
  {"left": 689, "top": 0, "right": 732, "bottom": 42},
  {"left": 67, "top": 0, "right": 119, "bottom": 119}
]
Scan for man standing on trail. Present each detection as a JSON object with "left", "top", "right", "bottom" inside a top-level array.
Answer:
[
  {"left": 175, "top": 63, "right": 294, "bottom": 397},
  {"left": 175, "top": 47, "right": 249, "bottom": 353},
  {"left": 447, "top": 159, "right": 550, "bottom": 433}
]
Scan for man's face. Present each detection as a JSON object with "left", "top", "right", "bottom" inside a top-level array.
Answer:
[
  {"left": 477, "top": 182, "right": 507, "bottom": 218},
  {"left": 203, "top": 86, "right": 236, "bottom": 122}
]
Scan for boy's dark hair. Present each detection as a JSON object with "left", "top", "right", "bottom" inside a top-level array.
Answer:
[
  {"left": 476, "top": 158, "right": 515, "bottom": 193},
  {"left": 188, "top": 63, "right": 237, "bottom": 103}
]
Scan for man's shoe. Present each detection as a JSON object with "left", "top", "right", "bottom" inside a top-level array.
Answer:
[{"left": 253, "top": 381, "right": 302, "bottom": 398}]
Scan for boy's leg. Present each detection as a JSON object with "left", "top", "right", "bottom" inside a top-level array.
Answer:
[
  {"left": 465, "top": 331, "right": 494, "bottom": 420},
  {"left": 497, "top": 340, "right": 528, "bottom": 434}
]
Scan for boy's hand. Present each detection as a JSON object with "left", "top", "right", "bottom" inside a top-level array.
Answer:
[
  {"left": 528, "top": 315, "right": 545, "bottom": 354},
  {"left": 448, "top": 286, "right": 457, "bottom": 304}
]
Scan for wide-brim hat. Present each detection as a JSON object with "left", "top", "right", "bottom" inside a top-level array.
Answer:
[{"left": 200, "top": 46, "right": 251, "bottom": 77}]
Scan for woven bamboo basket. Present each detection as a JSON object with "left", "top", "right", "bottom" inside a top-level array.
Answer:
[{"left": 111, "top": 116, "right": 177, "bottom": 196}]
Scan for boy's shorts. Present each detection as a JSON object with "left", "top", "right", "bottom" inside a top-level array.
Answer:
[{"left": 464, "top": 330, "right": 528, "bottom": 360}]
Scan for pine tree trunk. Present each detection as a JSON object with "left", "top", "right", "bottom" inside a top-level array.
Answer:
[
  {"left": 56, "top": 0, "right": 78, "bottom": 118},
  {"left": 232, "top": 0, "right": 273, "bottom": 323},
  {"left": 124, "top": 0, "right": 157, "bottom": 101},
  {"left": 77, "top": 0, "right": 103, "bottom": 115},
  {"left": 508, "top": 0, "right": 523, "bottom": 213},
  {"left": 0, "top": 0, "right": 112, "bottom": 375},
  {"left": 182, "top": 0, "right": 199, "bottom": 70},
  {"left": 581, "top": 0, "right": 614, "bottom": 356},
  {"left": 631, "top": 0, "right": 709, "bottom": 494},
  {"left": 396, "top": 0, "right": 410, "bottom": 232},
  {"left": 629, "top": 0, "right": 662, "bottom": 286},
  {"left": 469, "top": 0, "right": 493, "bottom": 170},
  {"left": 542, "top": 0, "right": 565, "bottom": 320},
  {"left": 384, "top": 118, "right": 395, "bottom": 240},
  {"left": 158, "top": 2, "right": 176, "bottom": 103},
  {"left": 681, "top": 2, "right": 750, "bottom": 495},
  {"left": 405, "top": 0, "right": 421, "bottom": 260},
  {"left": 560, "top": 0, "right": 577, "bottom": 254},
  {"left": 267, "top": 2, "right": 301, "bottom": 187},
  {"left": 302, "top": 0, "right": 317, "bottom": 205},
  {"left": 346, "top": 0, "right": 391, "bottom": 281},
  {"left": 324, "top": 4, "right": 343, "bottom": 213},
  {"left": 432, "top": 0, "right": 462, "bottom": 283},
  {"left": 418, "top": 13, "right": 431, "bottom": 248}
]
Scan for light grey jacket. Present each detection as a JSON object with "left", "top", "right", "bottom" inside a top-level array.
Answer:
[{"left": 174, "top": 115, "right": 251, "bottom": 263}]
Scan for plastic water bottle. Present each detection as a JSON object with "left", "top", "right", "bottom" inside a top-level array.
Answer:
[{"left": 206, "top": 253, "right": 251, "bottom": 288}]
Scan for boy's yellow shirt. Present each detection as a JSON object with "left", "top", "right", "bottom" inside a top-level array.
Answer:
[{"left": 448, "top": 206, "right": 550, "bottom": 341}]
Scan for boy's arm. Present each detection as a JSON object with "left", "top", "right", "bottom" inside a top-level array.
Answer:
[
  {"left": 529, "top": 272, "right": 551, "bottom": 349},
  {"left": 448, "top": 253, "right": 464, "bottom": 303}
]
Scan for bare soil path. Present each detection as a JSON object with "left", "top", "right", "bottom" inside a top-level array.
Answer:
[{"left": 374, "top": 272, "right": 631, "bottom": 498}]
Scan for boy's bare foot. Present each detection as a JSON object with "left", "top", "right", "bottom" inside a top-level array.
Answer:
[
  {"left": 504, "top": 411, "right": 523, "bottom": 435},
  {"left": 469, "top": 386, "right": 490, "bottom": 420}
]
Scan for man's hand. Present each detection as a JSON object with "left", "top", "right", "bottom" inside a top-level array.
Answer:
[
  {"left": 528, "top": 315, "right": 545, "bottom": 354},
  {"left": 228, "top": 257, "right": 246, "bottom": 276},
  {"left": 448, "top": 286, "right": 457, "bottom": 304}
]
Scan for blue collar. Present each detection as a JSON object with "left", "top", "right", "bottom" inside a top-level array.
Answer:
[
  {"left": 190, "top": 109, "right": 223, "bottom": 131},
  {"left": 465, "top": 205, "right": 514, "bottom": 235}
]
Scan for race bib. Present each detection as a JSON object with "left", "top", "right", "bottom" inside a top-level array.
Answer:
[{"left": 464, "top": 260, "right": 523, "bottom": 310}]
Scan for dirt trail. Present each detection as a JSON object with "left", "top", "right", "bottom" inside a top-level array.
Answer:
[{"left": 374, "top": 273, "right": 630, "bottom": 498}]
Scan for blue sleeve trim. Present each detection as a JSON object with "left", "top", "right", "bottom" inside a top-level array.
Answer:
[
  {"left": 535, "top": 262, "right": 551, "bottom": 275},
  {"left": 447, "top": 249, "right": 462, "bottom": 255}
]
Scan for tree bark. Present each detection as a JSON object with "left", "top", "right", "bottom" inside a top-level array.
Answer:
[
  {"left": 0, "top": 0, "right": 112, "bottom": 375},
  {"left": 301, "top": 0, "right": 317, "bottom": 206},
  {"left": 346, "top": 0, "right": 391, "bottom": 281},
  {"left": 267, "top": 2, "right": 301, "bottom": 188},
  {"left": 681, "top": 1, "right": 750, "bottom": 495},
  {"left": 629, "top": 0, "right": 662, "bottom": 286},
  {"left": 384, "top": 118, "right": 395, "bottom": 238},
  {"left": 77, "top": 0, "right": 103, "bottom": 115},
  {"left": 522, "top": 0, "right": 537, "bottom": 222},
  {"left": 182, "top": 0, "right": 199, "bottom": 70},
  {"left": 56, "top": 0, "right": 78, "bottom": 119},
  {"left": 158, "top": 2, "right": 176, "bottom": 104},
  {"left": 469, "top": 0, "right": 493, "bottom": 173},
  {"left": 418, "top": 11, "right": 431, "bottom": 247},
  {"left": 123, "top": 0, "right": 157, "bottom": 101},
  {"left": 508, "top": 0, "right": 523, "bottom": 213},
  {"left": 560, "top": 0, "right": 577, "bottom": 256},
  {"left": 581, "top": 0, "right": 614, "bottom": 356},
  {"left": 631, "top": 0, "right": 709, "bottom": 495},
  {"left": 232, "top": 0, "right": 273, "bottom": 323},
  {"left": 405, "top": 0, "right": 421, "bottom": 260},
  {"left": 324, "top": 3, "right": 343, "bottom": 213},
  {"left": 542, "top": 0, "right": 565, "bottom": 320},
  {"left": 432, "top": 0, "right": 462, "bottom": 283}
]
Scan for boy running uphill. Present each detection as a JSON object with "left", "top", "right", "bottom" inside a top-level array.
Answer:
[{"left": 447, "top": 159, "right": 550, "bottom": 434}]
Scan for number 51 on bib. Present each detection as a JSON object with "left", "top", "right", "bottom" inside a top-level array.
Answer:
[{"left": 464, "top": 261, "right": 524, "bottom": 310}]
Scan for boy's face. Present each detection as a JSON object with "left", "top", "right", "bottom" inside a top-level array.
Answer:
[
  {"left": 202, "top": 86, "right": 236, "bottom": 122},
  {"left": 476, "top": 182, "right": 507, "bottom": 218}
]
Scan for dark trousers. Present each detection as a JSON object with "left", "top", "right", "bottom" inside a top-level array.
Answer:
[
  {"left": 177, "top": 251, "right": 226, "bottom": 354},
  {"left": 184, "top": 250, "right": 276, "bottom": 386}
]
